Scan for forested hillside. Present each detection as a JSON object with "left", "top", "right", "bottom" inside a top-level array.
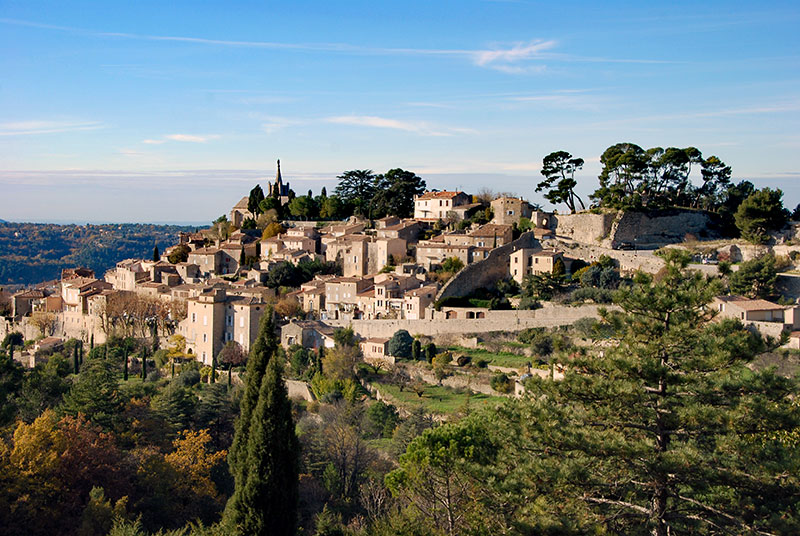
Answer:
[{"left": 0, "top": 223, "right": 194, "bottom": 286}]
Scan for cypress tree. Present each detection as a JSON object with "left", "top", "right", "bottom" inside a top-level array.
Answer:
[
  {"left": 228, "top": 364, "right": 232, "bottom": 388},
  {"left": 123, "top": 348, "right": 128, "bottom": 381},
  {"left": 90, "top": 333, "right": 94, "bottom": 350},
  {"left": 425, "top": 342, "right": 436, "bottom": 363},
  {"left": 8, "top": 343, "right": 13, "bottom": 362},
  {"left": 141, "top": 349, "right": 147, "bottom": 381},
  {"left": 73, "top": 343, "right": 80, "bottom": 374},
  {"left": 225, "top": 355, "right": 298, "bottom": 535},
  {"left": 228, "top": 307, "right": 278, "bottom": 474},
  {"left": 211, "top": 356, "right": 216, "bottom": 384},
  {"left": 412, "top": 339, "right": 421, "bottom": 361},
  {"left": 152, "top": 244, "right": 160, "bottom": 261}
]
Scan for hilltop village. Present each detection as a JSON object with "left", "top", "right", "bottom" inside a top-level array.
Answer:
[
  {"left": 3, "top": 148, "right": 800, "bottom": 535},
  {"left": 5, "top": 156, "right": 800, "bottom": 378}
]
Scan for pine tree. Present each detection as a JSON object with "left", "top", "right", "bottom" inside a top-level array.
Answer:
[
  {"left": 498, "top": 250, "right": 800, "bottom": 535},
  {"left": 61, "top": 356, "right": 122, "bottom": 429},
  {"left": 225, "top": 356, "right": 299, "bottom": 535},
  {"left": 227, "top": 308, "right": 278, "bottom": 475}
]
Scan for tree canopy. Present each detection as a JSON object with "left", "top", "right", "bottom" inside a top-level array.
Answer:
[
  {"left": 536, "top": 151, "right": 585, "bottom": 213},
  {"left": 734, "top": 187, "right": 789, "bottom": 244}
]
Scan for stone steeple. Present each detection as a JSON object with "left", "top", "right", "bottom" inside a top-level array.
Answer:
[{"left": 275, "top": 159, "right": 282, "bottom": 188}]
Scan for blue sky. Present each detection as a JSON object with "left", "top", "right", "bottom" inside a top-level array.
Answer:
[{"left": 1, "top": 1, "right": 799, "bottom": 223}]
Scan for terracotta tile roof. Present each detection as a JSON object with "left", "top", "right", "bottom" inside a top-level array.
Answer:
[
  {"left": 406, "top": 285, "right": 438, "bottom": 297},
  {"left": 532, "top": 250, "right": 561, "bottom": 257},
  {"left": 728, "top": 298, "right": 784, "bottom": 311},
  {"left": 416, "top": 190, "right": 465, "bottom": 200},
  {"left": 365, "top": 337, "right": 390, "bottom": 344},
  {"left": 190, "top": 247, "right": 221, "bottom": 255}
]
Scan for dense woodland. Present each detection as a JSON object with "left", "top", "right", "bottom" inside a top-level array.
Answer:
[
  {"left": 0, "top": 223, "right": 193, "bottom": 286},
  {"left": 1, "top": 251, "right": 799, "bottom": 535}
]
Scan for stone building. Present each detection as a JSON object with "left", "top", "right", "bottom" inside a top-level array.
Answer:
[
  {"left": 413, "top": 191, "right": 472, "bottom": 221},
  {"left": 509, "top": 248, "right": 563, "bottom": 285},
  {"left": 179, "top": 287, "right": 273, "bottom": 365}
]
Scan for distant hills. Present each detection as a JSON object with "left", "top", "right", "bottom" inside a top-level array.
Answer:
[{"left": 0, "top": 222, "right": 194, "bottom": 286}]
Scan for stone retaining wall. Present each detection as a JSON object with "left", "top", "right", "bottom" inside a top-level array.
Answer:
[{"left": 326, "top": 304, "right": 607, "bottom": 339}]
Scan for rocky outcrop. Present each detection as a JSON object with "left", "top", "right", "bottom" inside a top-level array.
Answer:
[{"left": 551, "top": 209, "right": 722, "bottom": 248}]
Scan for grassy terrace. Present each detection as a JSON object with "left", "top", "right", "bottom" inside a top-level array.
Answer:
[
  {"left": 448, "top": 345, "right": 535, "bottom": 369},
  {"left": 370, "top": 380, "right": 504, "bottom": 415}
]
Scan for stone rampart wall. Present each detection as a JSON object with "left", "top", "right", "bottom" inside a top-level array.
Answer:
[
  {"left": 436, "top": 231, "right": 539, "bottom": 301},
  {"left": 609, "top": 209, "right": 719, "bottom": 248},
  {"left": 550, "top": 209, "right": 719, "bottom": 249},
  {"left": 550, "top": 212, "right": 615, "bottom": 244}
]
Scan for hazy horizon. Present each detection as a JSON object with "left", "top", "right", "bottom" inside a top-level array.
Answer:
[{"left": 3, "top": 1, "right": 799, "bottom": 222}]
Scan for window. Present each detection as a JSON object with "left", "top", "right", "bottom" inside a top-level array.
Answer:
[
  {"left": 191, "top": 313, "right": 196, "bottom": 322},
  {"left": 203, "top": 315, "right": 208, "bottom": 325},
  {"left": 240, "top": 317, "right": 244, "bottom": 327},
  {"left": 202, "top": 333, "right": 207, "bottom": 342}
]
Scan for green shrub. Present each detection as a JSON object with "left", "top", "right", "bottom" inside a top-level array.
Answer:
[{"left": 490, "top": 373, "right": 514, "bottom": 394}]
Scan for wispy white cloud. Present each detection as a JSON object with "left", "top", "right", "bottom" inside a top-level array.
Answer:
[
  {"left": 0, "top": 120, "right": 104, "bottom": 136},
  {"left": 261, "top": 117, "right": 305, "bottom": 134},
  {"left": 165, "top": 134, "right": 220, "bottom": 143},
  {"left": 118, "top": 148, "right": 146, "bottom": 156},
  {"left": 473, "top": 40, "right": 556, "bottom": 67},
  {"left": 0, "top": 17, "right": 673, "bottom": 73},
  {"left": 325, "top": 115, "right": 475, "bottom": 137},
  {"left": 143, "top": 134, "right": 220, "bottom": 144}
]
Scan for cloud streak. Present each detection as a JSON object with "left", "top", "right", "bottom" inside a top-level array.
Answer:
[
  {"left": 143, "top": 134, "right": 220, "bottom": 144},
  {"left": 0, "top": 17, "right": 673, "bottom": 73},
  {"left": 325, "top": 115, "right": 476, "bottom": 136},
  {"left": 0, "top": 120, "right": 104, "bottom": 136}
]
